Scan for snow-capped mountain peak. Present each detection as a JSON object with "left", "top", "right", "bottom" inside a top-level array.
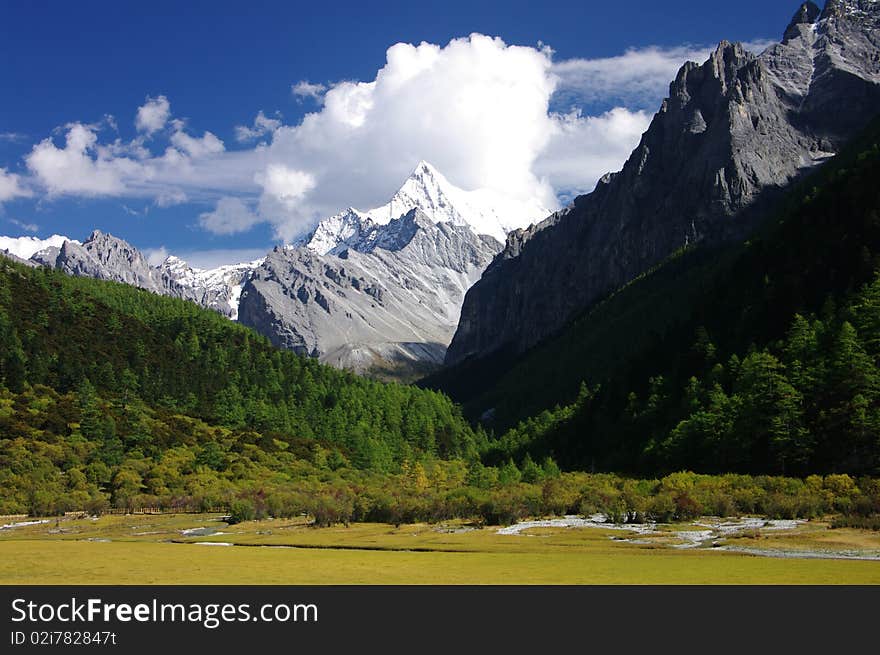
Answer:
[
  {"left": 367, "top": 161, "right": 457, "bottom": 225},
  {"left": 304, "top": 207, "right": 376, "bottom": 256},
  {"left": 302, "top": 160, "right": 549, "bottom": 254},
  {"left": 367, "top": 160, "right": 551, "bottom": 242},
  {"left": 160, "top": 254, "right": 194, "bottom": 273}
]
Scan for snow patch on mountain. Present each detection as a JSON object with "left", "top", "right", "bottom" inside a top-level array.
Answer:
[
  {"left": 158, "top": 255, "right": 263, "bottom": 320},
  {"left": 302, "top": 208, "right": 376, "bottom": 256}
]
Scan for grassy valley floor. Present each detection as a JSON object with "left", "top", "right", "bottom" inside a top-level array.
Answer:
[{"left": 1, "top": 514, "right": 879, "bottom": 584}]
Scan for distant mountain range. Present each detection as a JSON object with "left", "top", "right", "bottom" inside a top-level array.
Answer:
[{"left": 1, "top": 160, "right": 546, "bottom": 379}]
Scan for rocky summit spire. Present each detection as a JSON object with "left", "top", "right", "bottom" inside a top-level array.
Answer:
[
  {"left": 783, "top": 2, "right": 821, "bottom": 42},
  {"left": 821, "top": 0, "right": 877, "bottom": 20}
]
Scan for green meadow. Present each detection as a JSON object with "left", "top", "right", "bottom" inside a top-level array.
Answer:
[{"left": 1, "top": 513, "right": 878, "bottom": 584}]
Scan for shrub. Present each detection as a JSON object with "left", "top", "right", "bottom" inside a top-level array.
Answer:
[
  {"left": 708, "top": 493, "right": 737, "bottom": 518},
  {"left": 762, "top": 493, "right": 797, "bottom": 519},
  {"left": 444, "top": 487, "right": 486, "bottom": 520},
  {"left": 830, "top": 515, "right": 880, "bottom": 531},
  {"left": 646, "top": 493, "right": 676, "bottom": 522},
  {"left": 479, "top": 491, "right": 529, "bottom": 526},
  {"left": 84, "top": 495, "right": 110, "bottom": 516},
  {"left": 673, "top": 492, "right": 701, "bottom": 520},
  {"left": 542, "top": 478, "right": 580, "bottom": 516},
  {"left": 793, "top": 491, "right": 825, "bottom": 519},
  {"left": 227, "top": 498, "right": 256, "bottom": 524}
]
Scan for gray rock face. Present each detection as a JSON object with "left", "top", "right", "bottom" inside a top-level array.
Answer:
[
  {"left": 238, "top": 208, "right": 500, "bottom": 378},
  {"left": 446, "top": 1, "right": 880, "bottom": 365},
  {"left": 157, "top": 255, "right": 256, "bottom": 320},
  {"left": 0, "top": 249, "right": 37, "bottom": 267},
  {"left": 29, "top": 246, "right": 61, "bottom": 268},
  {"left": 52, "top": 231, "right": 166, "bottom": 290},
  {"left": 784, "top": 2, "right": 821, "bottom": 42},
  {"left": 33, "top": 230, "right": 249, "bottom": 319}
]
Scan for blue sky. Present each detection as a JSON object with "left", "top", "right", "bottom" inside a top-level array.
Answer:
[{"left": 0, "top": 0, "right": 797, "bottom": 267}]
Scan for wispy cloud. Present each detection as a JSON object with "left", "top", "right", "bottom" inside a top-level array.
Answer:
[
  {"left": 292, "top": 80, "right": 327, "bottom": 103},
  {"left": 0, "top": 167, "right": 32, "bottom": 202},
  {"left": 122, "top": 204, "right": 148, "bottom": 217},
  {"left": 234, "top": 110, "right": 282, "bottom": 143},
  {"left": 199, "top": 196, "right": 261, "bottom": 235},
  {"left": 741, "top": 39, "right": 778, "bottom": 56},
  {"left": 7, "top": 217, "right": 39, "bottom": 233},
  {"left": 552, "top": 39, "right": 777, "bottom": 112},
  {"left": 552, "top": 45, "right": 716, "bottom": 112}
]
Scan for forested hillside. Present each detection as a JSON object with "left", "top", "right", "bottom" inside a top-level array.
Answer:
[
  {"left": 2, "top": 126, "right": 880, "bottom": 520},
  {"left": 483, "top": 117, "right": 880, "bottom": 477},
  {"left": 0, "top": 260, "right": 482, "bottom": 470}
]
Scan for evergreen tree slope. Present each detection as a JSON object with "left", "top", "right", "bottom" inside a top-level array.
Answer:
[
  {"left": 468, "top": 115, "right": 880, "bottom": 476},
  {"left": 0, "top": 261, "right": 481, "bottom": 469}
]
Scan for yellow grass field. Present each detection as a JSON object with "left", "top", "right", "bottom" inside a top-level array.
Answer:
[{"left": 1, "top": 514, "right": 878, "bottom": 584}]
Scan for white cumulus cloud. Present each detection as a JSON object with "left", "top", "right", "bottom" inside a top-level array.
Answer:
[
  {"left": 169, "top": 120, "right": 225, "bottom": 157},
  {"left": 24, "top": 119, "right": 232, "bottom": 200},
  {"left": 25, "top": 123, "right": 129, "bottom": 196},
  {"left": 136, "top": 95, "right": 171, "bottom": 135},
  {"left": 145, "top": 245, "right": 170, "bottom": 266},
  {"left": 256, "top": 34, "right": 560, "bottom": 239}
]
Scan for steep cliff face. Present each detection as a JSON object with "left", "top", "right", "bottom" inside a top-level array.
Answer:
[
  {"left": 446, "top": 1, "right": 880, "bottom": 365},
  {"left": 238, "top": 209, "right": 500, "bottom": 378}
]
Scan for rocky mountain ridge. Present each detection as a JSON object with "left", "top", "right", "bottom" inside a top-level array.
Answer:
[
  {"left": 2, "top": 160, "right": 536, "bottom": 377},
  {"left": 21, "top": 230, "right": 256, "bottom": 320},
  {"left": 446, "top": 0, "right": 880, "bottom": 365},
  {"left": 239, "top": 208, "right": 501, "bottom": 378}
]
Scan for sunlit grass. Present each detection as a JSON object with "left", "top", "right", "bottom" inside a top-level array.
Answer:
[{"left": 1, "top": 513, "right": 879, "bottom": 584}]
